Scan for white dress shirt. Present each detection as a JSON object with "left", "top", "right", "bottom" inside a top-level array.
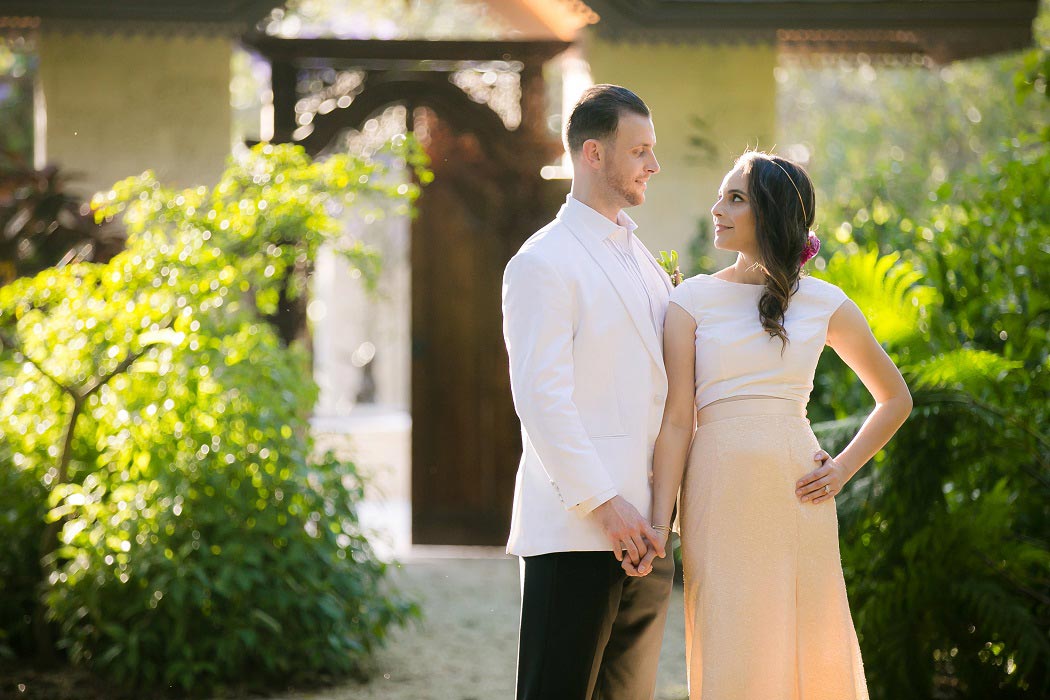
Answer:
[{"left": 563, "top": 195, "right": 665, "bottom": 514}]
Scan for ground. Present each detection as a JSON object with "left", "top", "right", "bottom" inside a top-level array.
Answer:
[
  {"left": 0, "top": 550, "right": 689, "bottom": 700},
  {"left": 267, "top": 549, "right": 690, "bottom": 700}
]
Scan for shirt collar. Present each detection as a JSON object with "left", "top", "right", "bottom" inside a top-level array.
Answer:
[{"left": 559, "top": 194, "right": 637, "bottom": 241}]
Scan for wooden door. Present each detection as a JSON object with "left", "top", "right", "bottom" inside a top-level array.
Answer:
[{"left": 410, "top": 114, "right": 566, "bottom": 545}]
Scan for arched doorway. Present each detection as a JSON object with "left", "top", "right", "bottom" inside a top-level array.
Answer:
[{"left": 249, "top": 37, "right": 570, "bottom": 545}]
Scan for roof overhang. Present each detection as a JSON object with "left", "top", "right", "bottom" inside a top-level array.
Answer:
[
  {"left": 0, "top": 0, "right": 283, "bottom": 35},
  {"left": 581, "top": 0, "right": 1041, "bottom": 61},
  {"left": 0, "top": 1, "right": 1040, "bottom": 61}
]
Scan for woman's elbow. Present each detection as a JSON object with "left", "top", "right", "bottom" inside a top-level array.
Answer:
[
  {"left": 896, "top": 385, "right": 914, "bottom": 421},
  {"left": 666, "top": 406, "right": 696, "bottom": 432},
  {"left": 876, "top": 384, "right": 912, "bottom": 424}
]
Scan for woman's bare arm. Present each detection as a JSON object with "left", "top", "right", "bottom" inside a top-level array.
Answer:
[
  {"left": 630, "top": 301, "right": 697, "bottom": 574},
  {"left": 796, "top": 299, "right": 913, "bottom": 504}
]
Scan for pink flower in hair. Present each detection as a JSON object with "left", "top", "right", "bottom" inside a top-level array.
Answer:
[{"left": 800, "top": 231, "right": 821, "bottom": 264}]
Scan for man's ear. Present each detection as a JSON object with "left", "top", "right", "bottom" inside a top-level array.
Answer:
[{"left": 580, "top": 138, "right": 603, "bottom": 170}]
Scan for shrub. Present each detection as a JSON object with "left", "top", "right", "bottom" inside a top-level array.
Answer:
[
  {"left": 0, "top": 142, "right": 425, "bottom": 693},
  {"left": 812, "top": 132, "right": 1049, "bottom": 698}
]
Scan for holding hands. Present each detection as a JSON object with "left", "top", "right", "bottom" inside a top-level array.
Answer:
[
  {"left": 623, "top": 526, "right": 669, "bottom": 578},
  {"left": 622, "top": 448, "right": 853, "bottom": 578},
  {"left": 590, "top": 495, "right": 667, "bottom": 573},
  {"left": 626, "top": 448, "right": 850, "bottom": 579}
]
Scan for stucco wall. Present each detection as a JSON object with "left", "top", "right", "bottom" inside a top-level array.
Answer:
[
  {"left": 583, "top": 35, "right": 778, "bottom": 261},
  {"left": 38, "top": 32, "right": 232, "bottom": 198}
]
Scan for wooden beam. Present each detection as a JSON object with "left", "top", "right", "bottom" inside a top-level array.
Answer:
[
  {"left": 242, "top": 36, "right": 572, "bottom": 64},
  {"left": 587, "top": 0, "right": 1040, "bottom": 30},
  {"left": 0, "top": 0, "right": 279, "bottom": 24},
  {"left": 270, "top": 59, "right": 297, "bottom": 144}
]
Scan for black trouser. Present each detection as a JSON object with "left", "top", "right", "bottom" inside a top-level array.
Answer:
[{"left": 516, "top": 548, "right": 675, "bottom": 700}]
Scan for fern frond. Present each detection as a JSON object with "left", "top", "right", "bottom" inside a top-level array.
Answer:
[
  {"left": 816, "top": 249, "right": 936, "bottom": 346},
  {"left": 907, "top": 349, "right": 1023, "bottom": 392}
]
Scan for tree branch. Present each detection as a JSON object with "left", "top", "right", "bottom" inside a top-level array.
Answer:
[
  {"left": 0, "top": 329, "right": 78, "bottom": 398},
  {"left": 79, "top": 317, "right": 177, "bottom": 398}
]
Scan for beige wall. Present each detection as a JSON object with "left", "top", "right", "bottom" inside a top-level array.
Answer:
[
  {"left": 38, "top": 32, "right": 232, "bottom": 198},
  {"left": 583, "top": 35, "right": 778, "bottom": 261}
]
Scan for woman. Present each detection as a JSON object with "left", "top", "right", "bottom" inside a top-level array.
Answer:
[{"left": 635, "top": 151, "right": 912, "bottom": 699}]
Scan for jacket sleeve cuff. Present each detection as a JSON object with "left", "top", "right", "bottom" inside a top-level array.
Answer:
[{"left": 570, "top": 488, "right": 617, "bottom": 516}]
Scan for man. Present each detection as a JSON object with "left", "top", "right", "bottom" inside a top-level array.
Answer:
[{"left": 502, "top": 84, "right": 675, "bottom": 700}]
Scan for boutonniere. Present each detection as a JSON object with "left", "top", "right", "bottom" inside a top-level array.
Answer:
[{"left": 658, "top": 250, "right": 684, "bottom": 287}]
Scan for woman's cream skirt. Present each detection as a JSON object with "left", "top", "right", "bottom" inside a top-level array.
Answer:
[{"left": 680, "top": 397, "right": 868, "bottom": 700}]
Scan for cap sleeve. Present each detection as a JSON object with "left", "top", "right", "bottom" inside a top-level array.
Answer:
[
  {"left": 822, "top": 279, "right": 849, "bottom": 315},
  {"left": 668, "top": 277, "right": 695, "bottom": 313}
]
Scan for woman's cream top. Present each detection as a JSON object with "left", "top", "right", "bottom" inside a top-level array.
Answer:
[{"left": 669, "top": 274, "right": 849, "bottom": 410}]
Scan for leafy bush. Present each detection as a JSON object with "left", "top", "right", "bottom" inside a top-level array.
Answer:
[
  {"left": 0, "top": 142, "right": 425, "bottom": 693},
  {"left": 767, "top": 10, "right": 1050, "bottom": 691},
  {"left": 810, "top": 121, "right": 1049, "bottom": 699}
]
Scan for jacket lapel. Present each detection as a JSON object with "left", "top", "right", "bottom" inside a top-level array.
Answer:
[
  {"left": 563, "top": 222, "right": 664, "bottom": 370},
  {"left": 638, "top": 243, "right": 674, "bottom": 297}
]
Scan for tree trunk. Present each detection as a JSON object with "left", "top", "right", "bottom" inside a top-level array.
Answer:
[{"left": 33, "top": 395, "right": 83, "bottom": 665}]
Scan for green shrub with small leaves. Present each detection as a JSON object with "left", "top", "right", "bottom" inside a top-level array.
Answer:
[
  {"left": 808, "top": 107, "right": 1049, "bottom": 699},
  {"left": 0, "top": 141, "right": 426, "bottom": 693},
  {"left": 768, "top": 13, "right": 1050, "bottom": 691}
]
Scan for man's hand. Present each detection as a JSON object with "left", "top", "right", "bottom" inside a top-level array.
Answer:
[
  {"left": 589, "top": 496, "right": 666, "bottom": 566},
  {"left": 623, "top": 528, "right": 669, "bottom": 577}
]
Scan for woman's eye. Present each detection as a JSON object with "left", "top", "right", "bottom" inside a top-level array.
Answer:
[{"left": 732, "top": 194, "right": 744, "bottom": 202}]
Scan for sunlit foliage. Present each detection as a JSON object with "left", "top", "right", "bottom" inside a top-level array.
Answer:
[
  {"left": 0, "top": 142, "right": 427, "bottom": 692},
  {"left": 778, "top": 3, "right": 1050, "bottom": 256},
  {"left": 804, "top": 39, "right": 1050, "bottom": 698}
]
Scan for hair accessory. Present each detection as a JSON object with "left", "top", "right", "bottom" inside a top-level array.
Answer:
[
  {"left": 765, "top": 157, "right": 809, "bottom": 223},
  {"left": 800, "top": 231, "right": 821, "bottom": 264}
]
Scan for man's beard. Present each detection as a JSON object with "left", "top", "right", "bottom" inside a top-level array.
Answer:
[{"left": 603, "top": 167, "right": 643, "bottom": 207}]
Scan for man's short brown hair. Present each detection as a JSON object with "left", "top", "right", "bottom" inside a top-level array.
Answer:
[{"left": 565, "top": 84, "right": 651, "bottom": 154}]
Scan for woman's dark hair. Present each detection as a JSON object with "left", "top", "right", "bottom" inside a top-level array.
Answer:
[
  {"left": 565, "top": 84, "right": 650, "bottom": 154},
  {"left": 736, "top": 151, "right": 815, "bottom": 349}
]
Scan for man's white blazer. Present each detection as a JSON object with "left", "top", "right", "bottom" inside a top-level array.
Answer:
[{"left": 502, "top": 198, "right": 672, "bottom": 557}]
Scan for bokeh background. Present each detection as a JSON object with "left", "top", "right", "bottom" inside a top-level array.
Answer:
[{"left": 0, "top": 1, "right": 1047, "bottom": 698}]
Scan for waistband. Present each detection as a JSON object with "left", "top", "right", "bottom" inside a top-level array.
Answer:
[{"left": 697, "top": 396, "right": 807, "bottom": 427}]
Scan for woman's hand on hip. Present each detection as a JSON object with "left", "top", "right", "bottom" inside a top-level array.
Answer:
[{"left": 796, "top": 449, "right": 849, "bottom": 504}]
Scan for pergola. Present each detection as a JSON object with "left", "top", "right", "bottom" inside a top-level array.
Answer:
[
  {"left": 3, "top": 0, "right": 1041, "bottom": 545},
  {"left": 1, "top": 1, "right": 1040, "bottom": 64}
]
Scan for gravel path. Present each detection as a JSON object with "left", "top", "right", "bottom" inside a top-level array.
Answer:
[{"left": 266, "top": 551, "right": 689, "bottom": 700}]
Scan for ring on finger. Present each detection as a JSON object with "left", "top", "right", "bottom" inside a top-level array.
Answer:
[{"left": 823, "top": 484, "right": 830, "bottom": 495}]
